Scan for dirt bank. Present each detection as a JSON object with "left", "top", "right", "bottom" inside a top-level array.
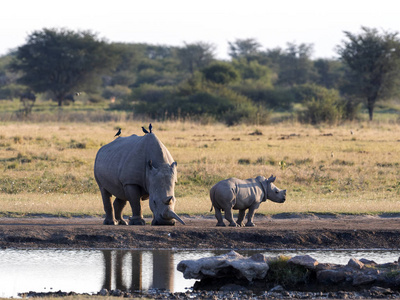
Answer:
[{"left": 1, "top": 214, "right": 400, "bottom": 249}]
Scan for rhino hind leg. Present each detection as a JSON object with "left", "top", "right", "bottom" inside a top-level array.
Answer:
[
  {"left": 114, "top": 198, "right": 128, "bottom": 225},
  {"left": 224, "top": 208, "right": 239, "bottom": 227},
  {"left": 100, "top": 188, "right": 119, "bottom": 225},
  {"left": 236, "top": 210, "right": 246, "bottom": 227},
  {"left": 245, "top": 207, "right": 256, "bottom": 227},
  {"left": 214, "top": 207, "right": 226, "bottom": 226}
]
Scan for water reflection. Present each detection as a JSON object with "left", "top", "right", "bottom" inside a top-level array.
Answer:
[
  {"left": 0, "top": 249, "right": 399, "bottom": 298},
  {"left": 100, "top": 250, "right": 175, "bottom": 292}
]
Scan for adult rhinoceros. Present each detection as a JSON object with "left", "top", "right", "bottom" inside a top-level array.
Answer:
[
  {"left": 94, "top": 133, "right": 185, "bottom": 226},
  {"left": 210, "top": 175, "right": 286, "bottom": 227}
]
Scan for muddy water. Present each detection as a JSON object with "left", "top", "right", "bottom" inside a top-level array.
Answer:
[{"left": 1, "top": 249, "right": 399, "bottom": 298}]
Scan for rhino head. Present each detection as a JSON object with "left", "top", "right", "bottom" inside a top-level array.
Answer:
[
  {"left": 147, "top": 160, "right": 185, "bottom": 226},
  {"left": 259, "top": 175, "right": 286, "bottom": 203}
]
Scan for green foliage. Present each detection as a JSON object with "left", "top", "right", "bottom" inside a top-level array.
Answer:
[
  {"left": 228, "top": 38, "right": 262, "bottom": 59},
  {"left": 102, "top": 85, "right": 131, "bottom": 100},
  {"left": 177, "top": 42, "right": 215, "bottom": 74},
  {"left": 267, "top": 256, "right": 311, "bottom": 286},
  {"left": 296, "top": 84, "right": 344, "bottom": 124},
  {"left": 232, "top": 83, "right": 293, "bottom": 110},
  {"left": 338, "top": 26, "right": 400, "bottom": 120},
  {"left": 202, "top": 62, "right": 239, "bottom": 85},
  {"left": 10, "top": 28, "right": 118, "bottom": 106},
  {"left": 299, "top": 97, "right": 343, "bottom": 125},
  {"left": 232, "top": 58, "right": 274, "bottom": 83}
]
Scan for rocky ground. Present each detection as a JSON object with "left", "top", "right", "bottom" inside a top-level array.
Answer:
[{"left": 2, "top": 213, "right": 400, "bottom": 299}]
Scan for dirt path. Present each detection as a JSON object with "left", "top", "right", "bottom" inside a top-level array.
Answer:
[{"left": 1, "top": 214, "right": 400, "bottom": 250}]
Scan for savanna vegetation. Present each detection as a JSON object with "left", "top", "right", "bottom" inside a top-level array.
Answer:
[
  {"left": 1, "top": 120, "right": 400, "bottom": 217},
  {"left": 1, "top": 27, "right": 400, "bottom": 125},
  {"left": 1, "top": 26, "right": 400, "bottom": 218}
]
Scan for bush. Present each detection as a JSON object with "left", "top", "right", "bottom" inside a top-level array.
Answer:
[
  {"left": 233, "top": 83, "right": 294, "bottom": 110},
  {"left": 202, "top": 62, "right": 239, "bottom": 85},
  {"left": 299, "top": 97, "right": 343, "bottom": 124}
]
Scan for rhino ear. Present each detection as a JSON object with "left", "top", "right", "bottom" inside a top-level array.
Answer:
[
  {"left": 148, "top": 160, "right": 153, "bottom": 170},
  {"left": 171, "top": 161, "right": 177, "bottom": 168},
  {"left": 267, "top": 175, "right": 276, "bottom": 182}
]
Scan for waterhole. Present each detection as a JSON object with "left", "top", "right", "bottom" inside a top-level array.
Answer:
[{"left": 1, "top": 249, "right": 399, "bottom": 298}]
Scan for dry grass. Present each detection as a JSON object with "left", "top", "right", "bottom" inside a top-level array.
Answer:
[{"left": 1, "top": 120, "right": 400, "bottom": 217}]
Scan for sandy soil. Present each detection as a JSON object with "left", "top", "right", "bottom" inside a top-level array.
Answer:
[{"left": 1, "top": 214, "right": 400, "bottom": 250}]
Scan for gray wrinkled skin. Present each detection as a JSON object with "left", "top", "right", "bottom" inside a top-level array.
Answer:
[
  {"left": 210, "top": 175, "right": 286, "bottom": 227},
  {"left": 94, "top": 133, "right": 185, "bottom": 226}
]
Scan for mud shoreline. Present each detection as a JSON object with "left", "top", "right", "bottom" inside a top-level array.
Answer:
[{"left": 1, "top": 214, "right": 400, "bottom": 250}]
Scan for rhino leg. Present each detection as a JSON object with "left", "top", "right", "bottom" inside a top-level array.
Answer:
[
  {"left": 114, "top": 198, "right": 128, "bottom": 225},
  {"left": 224, "top": 208, "right": 239, "bottom": 227},
  {"left": 236, "top": 209, "right": 246, "bottom": 227},
  {"left": 100, "top": 188, "right": 118, "bottom": 225},
  {"left": 214, "top": 207, "right": 226, "bottom": 226},
  {"left": 124, "top": 184, "right": 146, "bottom": 225},
  {"left": 245, "top": 206, "right": 257, "bottom": 227}
]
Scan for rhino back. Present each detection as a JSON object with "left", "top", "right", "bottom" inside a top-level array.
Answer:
[{"left": 94, "top": 134, "right": 174, "bottom": 196}]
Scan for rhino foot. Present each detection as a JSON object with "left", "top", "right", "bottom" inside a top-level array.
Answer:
[
  {"left": 216, "top": 222, "right": 226, "bottom": 227},
  {"left": 129, "top": 218, "right": 146, "bottom": 225},
  {"left": 245, "top": 222, "right": 255, "bottom": 227},
  {"left": 103, "top": 218, "right": 119, "bottom": 225},
  {"left": 229, "top": 222, "right": 239, "bottom": 227},
  {"left": 117, "top": 219, "right": 128, "bottom": 225}
]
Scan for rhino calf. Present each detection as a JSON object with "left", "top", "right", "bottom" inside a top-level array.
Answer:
[{"left": 210, "top": 175, "right": 286, "bottom": 227}]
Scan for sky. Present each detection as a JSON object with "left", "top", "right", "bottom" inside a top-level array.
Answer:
[{"left": 1, "top": 0, "right": 399, "bottom": 60}]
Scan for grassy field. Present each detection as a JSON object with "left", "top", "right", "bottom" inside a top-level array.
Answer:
[{"left": 1, "top": 119, "right": 400, "bottom": 218}]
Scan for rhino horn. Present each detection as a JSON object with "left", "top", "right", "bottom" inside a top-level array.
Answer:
[{"left": 167, "top": 210, "right": 185, "bottom": 225}]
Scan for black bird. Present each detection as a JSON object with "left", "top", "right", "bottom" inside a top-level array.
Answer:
[
  {"left": 149, "top": 123, "right": 153, "bottom": 133},
  {"left": 142, "top": 126, "right": 149, "bottom": 134},
  {"left": 114, "top": 128, "right": 121, "bottom": 137}
]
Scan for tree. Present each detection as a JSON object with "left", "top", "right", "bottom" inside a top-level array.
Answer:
[
  {"left": 10, "top": 28, "right": 118, "bottom": 106},
  {"left": 228, "top": 38, "right": 262, "bottom": 60},
  {"left": 275, "top": 43, "right": 316, "bottom": 87},
  {"left": 178, "top": 42, "right": 215, "bottom": 74},
  {"left": 337, "top": 27, "right": 400, "bottom": 120}
]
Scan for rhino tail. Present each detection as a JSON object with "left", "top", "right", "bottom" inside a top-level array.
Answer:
[{"left": 209, "top": 185, "right": 216, "bottom": 212}]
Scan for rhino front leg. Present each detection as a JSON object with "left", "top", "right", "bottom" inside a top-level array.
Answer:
[
  {"left": 214, "top": 207, "right": 226, "bottom": 226},
  {"left": 124, "top": 184, "right": 146, "bottom": 225},
  {"left": 236, "top": 209, "right": 246, "bottom": 227},
  {"left": 114, "top": 198, "right": 128, "bottom": 225},
  {"left": 100, "top": 188, "right": 118, "bottom": 225}
]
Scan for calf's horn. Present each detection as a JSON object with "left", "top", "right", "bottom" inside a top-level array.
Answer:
[{"left": 167, "top": 210, "right": 186, "bottom": 225}]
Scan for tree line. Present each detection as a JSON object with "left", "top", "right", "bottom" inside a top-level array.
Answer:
[{"left": 1, "top": 27, "right": 400, "bottom": 124}]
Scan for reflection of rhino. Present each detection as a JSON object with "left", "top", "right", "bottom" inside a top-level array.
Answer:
[
  {"left": 94, "top": 133, "right": 185, "bottom": 226},
  {"left": 210, "top": 175, "right": 286, "bottom": 227}
]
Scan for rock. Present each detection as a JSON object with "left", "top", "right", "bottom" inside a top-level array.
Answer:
[
  {"left": 347, "top": 258, "right": 364, "bottom": 269},
  {"left": 352, "top": 273, "right": 377, "bottom": 286},
  {"left": 112, "top": 289, "right": 122, "bottom": 297},
  {"left": 219, "top": 283, "right": 248, "bottom": 292},
  {"left": 317, "top": 269, "right": 346, "bottom": 284},
  {"left": 288, "top": 255, "right": 319, "bottom": 270},
  {"left": 359, "top": 258, "right": 377, "bottom": 265},
  {"left": 99, "top": 288, "right": 108, "bottom": 296},
  {"left": 370, "top": 286, "right": 394, "bottom": 295},
  {"left": 177, "top": 250, "right": 269, "bottom": 281},
  {"left": 269, "top": 285, "right": 285, "bottom": 293}
]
